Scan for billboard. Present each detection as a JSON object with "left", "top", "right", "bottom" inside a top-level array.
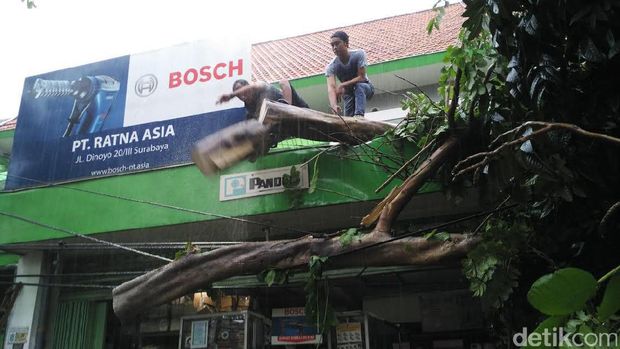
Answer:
[{"left": 6, "top": 40, "right": 249, "bottom": 190}]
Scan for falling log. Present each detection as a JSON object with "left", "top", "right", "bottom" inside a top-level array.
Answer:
[
  {"left": 258, "top": 100, "right": 393, "bottom": 144},
  {"left": 191, "top": 120, "right": 272, "bottom": 176},
  {"left": 192, "top": 101, "right": 393, "bottom": 176}
]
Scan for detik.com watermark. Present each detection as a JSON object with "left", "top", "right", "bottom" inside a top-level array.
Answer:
[{"left": 513, "top": 327, "right": 618, "bottom": 347}]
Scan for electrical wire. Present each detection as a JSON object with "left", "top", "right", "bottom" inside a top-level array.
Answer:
[
  {"left": 2, "top": 170, "right": 314, "bottom": 235},
  {"left": 0, "top": 211, "right": 172, "bottom": 263},
  {"left": 0, "top": 280, "right": 114, "bottom": 289}
]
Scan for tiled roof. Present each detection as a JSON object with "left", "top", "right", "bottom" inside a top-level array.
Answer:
[
  {"left": 0, "top": 118, "right": 16, "bottom": 132},
  {"left": 251, "top": 3, "right": 464, "bottom": 82}
]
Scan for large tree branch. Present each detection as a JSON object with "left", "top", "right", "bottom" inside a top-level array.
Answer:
[
  {"left": 115, "top": 108, "right": 467, "bottom": 323},
  {"left": 113, "top": 232, "right": 478, "bottom": 322},
  {"left": 192, "top": 101, "right": 393, "bottom": 176},
  {"left": 362, "top": 136, "right": 460, "bottom": 229},
  {"left": 452, "top": 121, "right": 620, "bottom": 179}
]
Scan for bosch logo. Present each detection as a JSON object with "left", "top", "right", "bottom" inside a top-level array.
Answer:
[{"left": 135, "top": 74, "right": 158, "bottom": 97}]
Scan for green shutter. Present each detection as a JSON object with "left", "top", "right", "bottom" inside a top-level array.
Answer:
[{"left": 51, "top": 300, "right": 106, "bottom": 349}]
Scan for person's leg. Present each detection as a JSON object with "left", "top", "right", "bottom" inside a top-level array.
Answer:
[
  {"left": 353, "top": 82, "right": 374, "bottom": 116},
  {"left": 343, "top": 92, "right": 355, "bottom": 116},
  {"left": 278, "top": 80, "right": 293, "bottom": 105}
]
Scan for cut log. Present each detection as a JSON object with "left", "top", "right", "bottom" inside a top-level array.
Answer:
[
  {"left": 191, "top": 120, "right": 272, "bottom": 176},
  {"left": 192, "top": 101, "right": 393, "bottom": 176},
  {"left": 112, "top": 232, "right": 478, "bottom": 322},
  {"left": 258, "top": 100, "right": 393, "bottom": 144}
]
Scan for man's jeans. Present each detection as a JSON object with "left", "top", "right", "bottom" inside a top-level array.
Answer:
[{"left": 343, "top": 82, "right": 374, "bottom": 116}]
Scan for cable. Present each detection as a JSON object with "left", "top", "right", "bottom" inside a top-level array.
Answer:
[
  {"left": 331, "top": 203, "right": 519, "bottom": 260},
  {"left": 0, "top": 211, "right": 172, "bottom": 263},
  {"left": 0, "top": 280, "right": 114, "bottom": 289},
  {"left": 3, "top": 271, "right": 147, "bottom": 278},
  {"left": 2, "top": 171, "right": 314, "bottom": 236}
]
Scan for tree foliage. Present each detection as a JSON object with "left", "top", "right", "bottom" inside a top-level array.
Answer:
[
  {"left": 116, "top": 1, "right": 620, "bottom": 339},
  {"left": 396, "top": 0, "right": 620, "bottom": 340}
]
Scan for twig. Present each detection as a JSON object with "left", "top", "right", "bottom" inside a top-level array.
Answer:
[
  {"left": 453, "top": 121, "right": 620, "bottom": 179},
  {"left": 490, "top": 121, "right": 620, "bottom": 149},
  {"left": 598, "top": 263, "right": 620, "bottom": 284},
  {"left": 374, "top": 138, "right": 437, "bottom": 193},
  {"left": 373, "top": 86, "right": 412, "bottom": 102},
  {"left": 529, "top": 245, "right": 557, "bottom": 269},
  {"left": 599, "top": 201, "right": 620, "bottom": 235},
  {"left": 394, "top": 74, "right": 441, "bottom": 110},
  {"left": 446, "top": 68, "right": 462, "bottom": 130},
  {"left": 472, "top": 195, "right": 512, "bottom": 234}
]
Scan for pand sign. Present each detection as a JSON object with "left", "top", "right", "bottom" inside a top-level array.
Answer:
[{"left": 219, "top": 165, "right": 309, "bottom": 201}]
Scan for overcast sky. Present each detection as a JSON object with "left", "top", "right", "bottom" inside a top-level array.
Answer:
[{"left": 0, "top": 0, "right": 444, "bottom": 119}]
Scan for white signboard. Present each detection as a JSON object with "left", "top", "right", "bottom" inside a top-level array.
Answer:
[
  {"left": 219, "top": 164, "right": 309, "bottom": 201},
  {"left": 7, "top": 327, "right": 29, "bottom": 344},
  {"left": 124, "top": 38, "right": 250, "bottom": 126}
]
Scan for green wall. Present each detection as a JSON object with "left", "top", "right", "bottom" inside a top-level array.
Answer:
[{"left": 0, "top": 138, "right": 437, "bottom": 245}]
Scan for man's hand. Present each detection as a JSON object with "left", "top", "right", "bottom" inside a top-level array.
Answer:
[
  {"left": 331, "top": 105, "right": 342, "bottom": 115},
  {"left": 216, "top": 93, "right": 233, "bottom": 104}
]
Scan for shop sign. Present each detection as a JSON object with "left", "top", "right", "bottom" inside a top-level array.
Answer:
[
  {"left": 7, "top": 327, "right": 29, "bottom": 344},
  {"left": 271, "top": 307, "right": 321, "bottom": 345},
  {"left": 220, "top": 165, "right": 309, "bottom": 201},
  {"left": 336, "top": 322, "right": 363, "bottom": 349}
]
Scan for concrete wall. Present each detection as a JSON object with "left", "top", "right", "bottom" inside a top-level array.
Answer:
[{"left": 4, "top": 252, "right": 44, "bottom": 349}]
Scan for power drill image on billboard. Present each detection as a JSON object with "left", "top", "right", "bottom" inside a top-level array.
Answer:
[{"left": 31, "top": 75, "right": 120, "bottom": 136}]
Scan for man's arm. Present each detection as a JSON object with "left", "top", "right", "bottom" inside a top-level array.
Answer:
[
  {"left": 326, "top": 75, "right": 342, "bottom": 115},
  {"left": 338, "top": 66, "right": 367, "bottom": 90},
  {"left": 216, "top": 82, "right": 267, "bottom": 104}
]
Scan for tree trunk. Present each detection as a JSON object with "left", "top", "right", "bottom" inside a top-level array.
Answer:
[
  {"left": 192, "top": 102, "right": 393, "bottom": 176},
  {"left": 113, "top": 232, "right": 478, "bottom": 322},
  {"left": 259, "top": 100, "right": 393, "bottom": 144}
]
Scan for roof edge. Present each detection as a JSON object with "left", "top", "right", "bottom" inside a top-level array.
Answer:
[{"left": 288, "top": 50, "right": 447, "bottom": 89}]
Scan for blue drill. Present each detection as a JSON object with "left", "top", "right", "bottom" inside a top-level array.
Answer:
[{"left": 31, "top": 75, "right": 120, "bottom": 136}]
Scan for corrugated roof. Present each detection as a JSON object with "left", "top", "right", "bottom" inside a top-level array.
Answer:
[{"left": 251, "top": 3, "right": 464, "bottom": 82}]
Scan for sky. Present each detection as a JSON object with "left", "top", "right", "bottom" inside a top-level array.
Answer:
[{"left": 0, "top": 0, "right": 444, "bottom": 120}]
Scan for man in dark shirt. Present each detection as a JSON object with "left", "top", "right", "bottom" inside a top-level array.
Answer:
[
  {"left": 217, "top": 79, "right": 309, "bottom": 119},
  {"left": 325, "top": 31, "right": 374, "bottom": 116}
]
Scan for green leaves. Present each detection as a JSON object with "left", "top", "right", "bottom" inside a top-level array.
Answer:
[
  {"left": 258, "top": 268, "right": 289, "bottom": 287},
  {"left": 339, "top": 228, "right": 361, "bottom": 247},
  {"left": 426, "top": 1, "right": 446, "bottom": 34},
  {"left": 282, "top": 166, "right": 301, "bottom": 188},
  {"left": 597, "top": 275, "right": 620, "bottom": 321},
  {"left": 174, "top": 241, "right": 201, "bottom": 260},
  {"left": 424, "top": 230, "right": 451, "bottom": 242},
  {"left": 22, "top": 0, "right": 36, "bottom": 9},
  {"left": 527, "top": 268, "right": 597, "bottom": 316}
]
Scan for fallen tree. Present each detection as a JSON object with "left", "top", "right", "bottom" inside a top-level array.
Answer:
[
  {"left": 115, "top": 0, "right": 620, "bottom": 333},
  {"left": 114, "top": 129, "right": 466, "bottom": 321},
  {"left": 113, "top": 231, "right": 478, "bottom": 321},
  {"left": 192, "top": 100, "right": 393, "bottom": 175}
]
